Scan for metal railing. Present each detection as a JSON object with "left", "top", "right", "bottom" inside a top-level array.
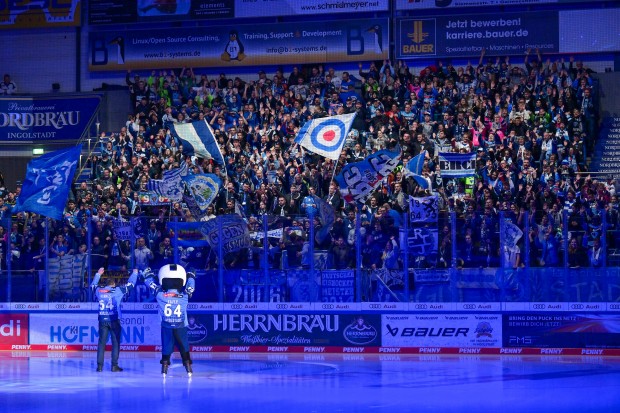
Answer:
[{"left": 1, "top": 210, "right": 618, "bottom": 303}]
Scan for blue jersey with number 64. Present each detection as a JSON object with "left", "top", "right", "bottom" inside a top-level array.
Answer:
[
  {"left": 92, "top": 271, "right": 137, "bottom": 322},
  {"left": 155, "top": 290, "right": 190, "bottom": 328}
]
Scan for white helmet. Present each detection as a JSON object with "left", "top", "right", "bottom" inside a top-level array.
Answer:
[{"left": 158, "top": 263, "right": 187, "bottom": 289}]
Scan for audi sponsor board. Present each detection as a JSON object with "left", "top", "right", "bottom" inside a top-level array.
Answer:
[
  {"left": 223, "top": 302, "right": 270, "bottom": 311},
  {"left": 361, "top": 302, "right": 407, "bottom": 312},
  {"left": 183, "top": 313, "right": 381, "bottom": 347},
  {"left": 29, "top": 313, "right": 161, "bottom": 345},
  {"left": 10, "top": 303, "right": 49, "bottom": 311},
  {"left": 188, "top": 303, "right": 223, "bottom": 311},
  {"left": 130, "top": 302, "right": 160, "bottom": 311},
  {"left": 382, "top": 314, "right": 501, "bottom": 348},
  {"left": 503, "top": 313, "right": 620, "bottom": 349},
  {"left": 407, "top": 302, "right": 456, "bottom": 311},
  {"left": 268, "top": 302, "right": 314, "bottom": 311},
  {"left": 48, "top": 303, "right": 95, "bottom": 311},
  {"left": 455, "top": 302, "right": 501, "bottom": 312},
  {"left": 314, "top": 302, "right": 362, "bottom": 311},
  {"left": 0, "top": 313, "right": 28, "bottom": 346}
]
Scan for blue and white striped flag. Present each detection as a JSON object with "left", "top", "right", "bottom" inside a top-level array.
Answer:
[
  {"left": 170, "top": 120, "right": 225, "bottom": 165},
  {"left": 438, "top": 152, "right": 477, "bottom": 177},
  {"left": 295, "top": 113, "right": 356, "bottom": 160},
  {"left": 14, "top": 145, "right": 82, "bottom": 221}
]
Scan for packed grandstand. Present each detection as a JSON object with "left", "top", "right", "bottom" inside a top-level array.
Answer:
[{"left": 0, "top": 49, "right": 609, "bottom": 296}]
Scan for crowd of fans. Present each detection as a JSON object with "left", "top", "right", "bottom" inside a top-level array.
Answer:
[{"left": 0, "top": 48, "right": 613, "bottom": 275}]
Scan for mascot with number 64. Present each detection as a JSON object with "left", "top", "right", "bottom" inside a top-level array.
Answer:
[{"left": 143, "top": 264, "right": 196, "bottom": 377}]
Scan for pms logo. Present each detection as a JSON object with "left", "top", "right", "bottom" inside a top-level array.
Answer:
[
  {"left": 0, "top": 314, "right": 28, "bottom": 345},
  {"left": 401, "top": 19, "right": 436, "bottom": 56},
  {"left": 187, "top": 316, "right": 208, "bottom": 344},
  {"left": 474, "top": 322, "right": 493, "bottom": 338},
  {"left": 343, "top": 316, "right": 378, "bottom": 345}
]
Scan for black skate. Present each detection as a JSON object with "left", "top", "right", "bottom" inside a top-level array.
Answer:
[{"left": 161, "top": 360, "right": 170, "bottom": 376}]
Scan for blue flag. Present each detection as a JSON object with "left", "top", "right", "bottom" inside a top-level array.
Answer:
[
  {"left": 14, "top": 145, "right": 82, "bottom": 220},
  {"left": 404, "top": 150, "right": 429, "bottom": 189},
  {"left": 405, "top": 150, "right": 426, "bottom": 176},
  {"left": 147, "top": 162, "right": 188, "bottom": 202},
  {"left": 182, "top": 173, "right": 221, "bottom": 215},
  {"left": 313, "top": 195, "right": 335, "bottom": 244},
  {"left": 335, "top": 147, "right": 401, "bottom": 204},
  {"left": 169, "top": 120, "right": 225, "bottom": 165}
]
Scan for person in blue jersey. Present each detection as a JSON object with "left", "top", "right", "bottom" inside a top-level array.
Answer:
[
  {"left": 143, "top": 264, "right": 196, "bottom": 377},
  {"left": 91, "top": 267, "right": 138, "bottom": 372}
]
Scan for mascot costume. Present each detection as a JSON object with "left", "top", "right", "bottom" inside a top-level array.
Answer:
[{"left": 144, "top": 264, "right": 196, "bottom": 376}]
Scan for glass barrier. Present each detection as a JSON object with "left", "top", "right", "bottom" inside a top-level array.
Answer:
[{"left": 1, "top": 209, "right": 620, "bottom": 303}]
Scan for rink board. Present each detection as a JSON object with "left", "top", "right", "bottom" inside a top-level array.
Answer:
[{"left": 1, "top": 302, "right": 620, "bottom": 355}]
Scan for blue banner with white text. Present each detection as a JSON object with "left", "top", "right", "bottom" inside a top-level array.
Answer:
[
  {"left": 396, "top": 11, "right": 559, "bottom": 59},
  {"left": 0, "top": 95, "right": 101, "bottom": 141},
  {"left": 89, "top": 18, "right": 388, "bottom": 71}
]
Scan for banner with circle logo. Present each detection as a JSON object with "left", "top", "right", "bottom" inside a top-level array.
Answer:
[{"left": 295, "top": 113, "right": 356, "bottom": 160}]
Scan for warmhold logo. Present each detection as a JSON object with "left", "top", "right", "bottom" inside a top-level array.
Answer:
[
  {"left": 343, "top": 316, "right": 378, "bottom": 345},
  {"left": 187, "top": 316, "right": 208, "bottom": 343},
  {"left": 0, "top": 314, "right": 28, "bottom": 345},
  {"left": 474, "top": 322, "right": 493, "bottom": 338}
]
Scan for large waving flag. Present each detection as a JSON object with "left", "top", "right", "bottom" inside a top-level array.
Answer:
[
  {"left": 147, "top": 162, "right": 188, "bottom": 202},
  {"left": 295, "top": 113, "right": 356, "bottom": 160},
  {"left": 404, "top": 150, "right": 430, "bottom": 189},
  {"left": 14, "top": 145, "right": 82, "bottom": 220},
  {"left": 170, "top": 120, "right": 225, "bottom": 165},
  {"left": 335, "top": 147, "right": 401, "bottom": 204}
]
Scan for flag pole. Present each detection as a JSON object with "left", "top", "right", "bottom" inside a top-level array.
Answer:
[{"left": 330, "top": 158, "right": 339, "bottom": 187}]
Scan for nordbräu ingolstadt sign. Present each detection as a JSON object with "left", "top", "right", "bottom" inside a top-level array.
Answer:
[{"left": 0, "top": 95, "right": 102, "bottom": 141}]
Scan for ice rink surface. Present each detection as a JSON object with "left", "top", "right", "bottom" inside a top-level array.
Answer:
[{"left": 1, "top": 351, "right": 619, "bottom": 413}]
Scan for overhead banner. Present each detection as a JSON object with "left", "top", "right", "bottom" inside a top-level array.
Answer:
[
  {"left": 89, "top": 18, "right": 388, "bottom": 70},
  {"left": 235, "top": 0, "right": 388, "bottom": 18},
  {"left": 0, "top": 95, "right": 101, "bottom": 141},
  {"left": 396, "top": 0, "right": 616, "bottom": 10},
  {"left": 0, "top": 0, "right": 81, "bottom": 28},
  {"left": 396, "top": 11, "right": 559, "bottom": 59},
  {"left": 89, "top": 0, "right": 234, "bottom": 25},
  {"left": 89, "top": 0, "right": 387, "bottom": 24}
]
